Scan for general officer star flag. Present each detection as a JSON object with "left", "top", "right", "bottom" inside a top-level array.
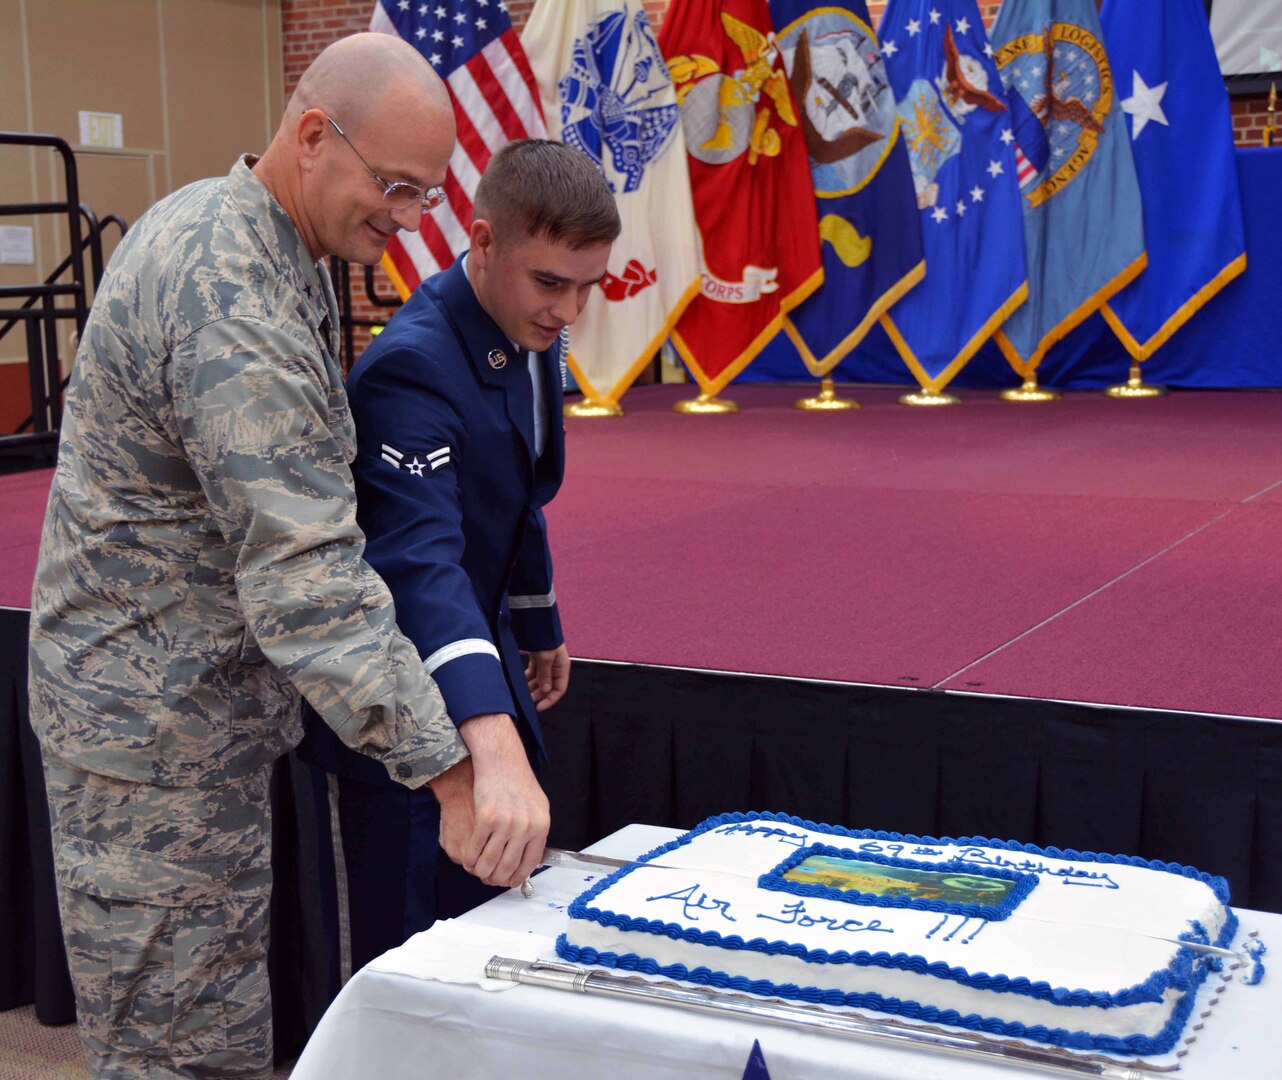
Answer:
[
  {"left": 372, "top": 0, "right": 547, "bottom": 294},
  {"left": 660, "top": 0, "right": 823, "bottom": 395},
  {"left": 878, "top": 0, "right": 1027, "bottom": 395},
  {"left": 1098, "top": 0, "right": 1246, "bottom": 364},
  {"left": 769, "top": 0, "right": 924, "bottom": 378},
  {"left": 523, "top": 0, "right": 701, "bottom": 409},
  {"left": 989, "top": 0, "right": 1146, "bottom": 378}
]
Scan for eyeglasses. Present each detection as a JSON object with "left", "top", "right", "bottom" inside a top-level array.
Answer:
[{"left": 324, "top": 114, "right": 447, "bottom": 213}]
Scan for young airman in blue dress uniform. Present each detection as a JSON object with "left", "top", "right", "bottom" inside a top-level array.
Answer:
[{"left": 297, "top": 140, "right": 621, "bottom": 980}]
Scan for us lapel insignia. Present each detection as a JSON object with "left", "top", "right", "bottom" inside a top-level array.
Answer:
[{"left": 488, "top": 348, "right": 507, "bottom": 370}]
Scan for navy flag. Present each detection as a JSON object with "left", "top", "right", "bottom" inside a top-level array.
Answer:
[
  {"left": 768, "top": 0, "right": 924, "bottom": 377},
  {"left": 989, "top": 0, "right": 1146, "bottom": 379},
  {"left": 1098, "top": 0, "right": 1247, "bottom": 362},
  {"left": 878, "top": 0, "right": 1028, "bottom": 395}
]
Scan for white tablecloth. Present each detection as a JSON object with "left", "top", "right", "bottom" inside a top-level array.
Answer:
[{"left": 291, "top": 825, "right": 1281, "bottom": 1080}]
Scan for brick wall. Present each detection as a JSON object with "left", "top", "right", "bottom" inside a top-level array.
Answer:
[{"left": 281, "top": 0, "right": 1275, "bottom": 365}]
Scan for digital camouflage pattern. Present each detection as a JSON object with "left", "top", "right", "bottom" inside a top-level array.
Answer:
[
  {"left": 44, "top": 758, "right": 275, "bottom": 1077},
  {"left": 29, "top": 156, "right": 468, "bottom": 790}
]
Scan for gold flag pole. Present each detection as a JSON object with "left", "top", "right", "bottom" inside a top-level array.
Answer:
[
  {"left": 1000, "top": 373, "right": 1061, "bottom": 402},
  {"left": 795, "top": 376, "right": 858, "bottom": 410},
  {"left": 565, "top": 399, "right": 624, "bottom": 418},
  {"left": 674, "top": 392, "right": 739, "bottom": 414},
  {"left": 1265, "top": 83, "right": 1277, "bottom": 148},
  {"left": 1104, "top": 362, "right": 1167, "bottom": 398}
]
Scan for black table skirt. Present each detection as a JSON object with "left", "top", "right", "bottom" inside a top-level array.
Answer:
[{"left": 6, "top": 610, "right": 1280, "bottom": 1060}]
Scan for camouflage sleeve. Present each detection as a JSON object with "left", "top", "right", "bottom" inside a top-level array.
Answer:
[{"left": 164, "top": 315, "right": 468, "bottom": 788}]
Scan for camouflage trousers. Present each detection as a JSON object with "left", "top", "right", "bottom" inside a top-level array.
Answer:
[{"left": 42, "top": 755, "right": 275, "bottom": 1079}]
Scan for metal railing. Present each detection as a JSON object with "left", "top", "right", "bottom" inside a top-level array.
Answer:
[{"left": 1, "top": 132, "right": 127, "bottom": 471}]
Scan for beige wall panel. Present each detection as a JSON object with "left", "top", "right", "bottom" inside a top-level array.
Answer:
[
  {"left": 71, "top": 152, "right": 155, "bottom": 269},
  {"left": 161, "top": 0, "right": 284, "bottom": 189},
  {"left": 0, "top": 0, "right": 39, "bottom": 334},
  {"left": 36, "top": 152, "right": 155, "bottom": 372},
  {"left": 0, "top": 0, "right": 29, "bottom": 129},
  {"left": 26, "top": 0, "right": 165, "bottom": 152},
  {"left": 263, "top": 0, "right": 284, "bottom": 124}
]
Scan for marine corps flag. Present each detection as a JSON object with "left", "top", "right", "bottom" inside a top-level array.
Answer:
[
  {"left": 1098, "top": 0, "right": 1246, "bottom": 362},
  {"left": 523, "top": 0, "right": 701, "bottom": 408},
  {"left": 660, "top": 0, "right": 823, "bottom": 395},
  {"left": 989, "top": 0, "right": 1146, "bottom": 377},
  {"left": 878, "top": 0, "right": 1027, "bottom": 394},
  {"left": 769, "top": 0, "right": 925, "bottom": 377}
]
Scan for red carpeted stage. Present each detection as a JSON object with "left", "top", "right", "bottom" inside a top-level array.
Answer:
[
  {"left": 551, "top": 384, "right": 1282, "bottom": 720},
  {"left": 4, "top": 384, "right": 1282, "bottom": 717}
]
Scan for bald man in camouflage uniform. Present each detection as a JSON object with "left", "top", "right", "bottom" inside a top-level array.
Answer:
[{"left": 28, "top": 33, "right": 549, "bottom": 1080}]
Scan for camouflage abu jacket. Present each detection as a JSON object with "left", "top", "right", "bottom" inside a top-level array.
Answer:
[{"left": 28, "top": 156, "right": 467, "bottom": 789}]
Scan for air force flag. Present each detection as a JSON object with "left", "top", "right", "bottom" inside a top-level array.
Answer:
[
  {"left": 770, "top": 0, "right": 925, "bottom": 377},
  {"left": 1099, "top": 0, "right": 1246, "bottom": 363},
  {"left": 523, "top": 0, "right": 701, "bottom": 408},
  {"left": 878, "top": 0, "right": 1028, "bottom": 394},
  {"left": 989, "top": 0, "right": 1146, "bottom": 377}
]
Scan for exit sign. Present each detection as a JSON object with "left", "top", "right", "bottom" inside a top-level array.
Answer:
[{"left": 79, "top": 111, "right": 123, "bottom": 149}]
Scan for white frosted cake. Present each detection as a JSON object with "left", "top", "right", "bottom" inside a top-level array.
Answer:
[{"left": 557, "top": 812, "right": 1248, "bottom": 1054}]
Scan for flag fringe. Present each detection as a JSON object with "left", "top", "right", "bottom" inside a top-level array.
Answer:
[
  {"left": 1101, "top": 253, "right": 1248, "bottom": 363},
  {"left": 996, "top": 251, "right": 1148, "bottom": 377},
  {"left": 785, "top": 259, "right": 927, "bottom": 379},
  {"left": 884, "top": 279, "right": 1029, "bottom": 394},
  {"left": 380, "top": 252, "right": 414, "bottom": 303},
  {"left": 672, "top": 267, "right": 826, "bottom": 397},
  {"left": 568, "top": 273, "right": 704, "bottom": 406}
]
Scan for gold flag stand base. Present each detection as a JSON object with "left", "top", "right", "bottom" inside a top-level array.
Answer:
[
  {"left": 1104, "top": 364, "right": 1167, "bottom": 399},
  {"left": 1000, "top": 376, "right": 1061, "bottom": 403},
  {"left": 795, "top": 377, "right": 858, "bottom": 411},
  {"left": 900, "top": 388, "right": 959, "bottom": 407},
  {"left": 564, "top": 399, "right": 624, "bottom": 418},
  {"left": 674, "top": 392, "right": 738, "bottom": 415}
]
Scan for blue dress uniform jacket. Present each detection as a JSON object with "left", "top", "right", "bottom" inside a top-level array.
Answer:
[{"left": 299, "top": 255, "right": 562, "bottom": 785}]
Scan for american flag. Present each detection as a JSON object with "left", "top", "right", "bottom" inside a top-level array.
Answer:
[
  {"left": 1014, "top": 145, "right": 1037, "bottom": 188},
  {"left": 370, "top": 0, "right": 547, "bottom": 294}
]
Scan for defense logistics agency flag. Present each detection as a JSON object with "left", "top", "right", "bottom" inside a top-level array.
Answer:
[
  {"left": 989, "top": 0, "right": 1146, "bottom": 376},
  {"left": 1099, "top": 0, "right": 1246, "bottom": 362},
  {"left": 523, "top": 0, "right": 701, "bottom": 408},
  {"left": 878, "top": 0, "right": 1027, "bottom": 394},
  {"left": 372, "top": 0, "right": 546, "bottom": 295},
  {"left": 769, "top": 0, "right": 924, "bottom": 377},
  {"left": 660, "top": 0, "right": 823, "bottom": 395}
]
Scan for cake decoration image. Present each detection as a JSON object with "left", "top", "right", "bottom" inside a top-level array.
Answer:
[{"left": 783, "top": 852, "right": 1017, "bottom": 904}]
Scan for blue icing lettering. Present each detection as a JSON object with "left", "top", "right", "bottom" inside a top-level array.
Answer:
[
  {"left": 645, "top": 883, "right": 737, "bottom": 922},
  {"left": 954, "top": 847, "right": 1121, "bottom": 888},
  {"left": 759, "top": 900, "right": 894, "bottom": 934},
  {"left": 712, "top": 823, "right": 809, "bottom": 847}
]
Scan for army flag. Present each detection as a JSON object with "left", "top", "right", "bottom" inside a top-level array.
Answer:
[
  {"left": 769, "top": 0, "right": 925, "bottom": 377},
  {"left": 877, "top": 0, "right": 1027, "bottom": 394},
  {"left": 659, "top": 0, "right": 823, "bottom": 395},
  {"left": 1098, "top": 0, "right": 1246, "bottom": 362},
  {"left": 522, "top": 0, "right": 701, "bottom": 408},
  {"left": 989, "top": 0, "right": 1146, "bottom": 377},
  {"left": 371, "top": 0, "right": 546, "bottom": 294}
]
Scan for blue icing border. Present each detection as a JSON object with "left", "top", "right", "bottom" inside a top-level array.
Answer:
[
  {"left": 560, "top": 810, "right": 1236, "bottom": 1047},
  {"left": 557, "top": 907, "right": 1239, "bottom": 1055},
  {"left": 760, "top": 843, "right": 1039, "bottom": 922}
]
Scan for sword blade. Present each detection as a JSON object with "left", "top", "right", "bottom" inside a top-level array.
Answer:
[{"left": 539, "top": 847, "right": 665, "bottom": 873}]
